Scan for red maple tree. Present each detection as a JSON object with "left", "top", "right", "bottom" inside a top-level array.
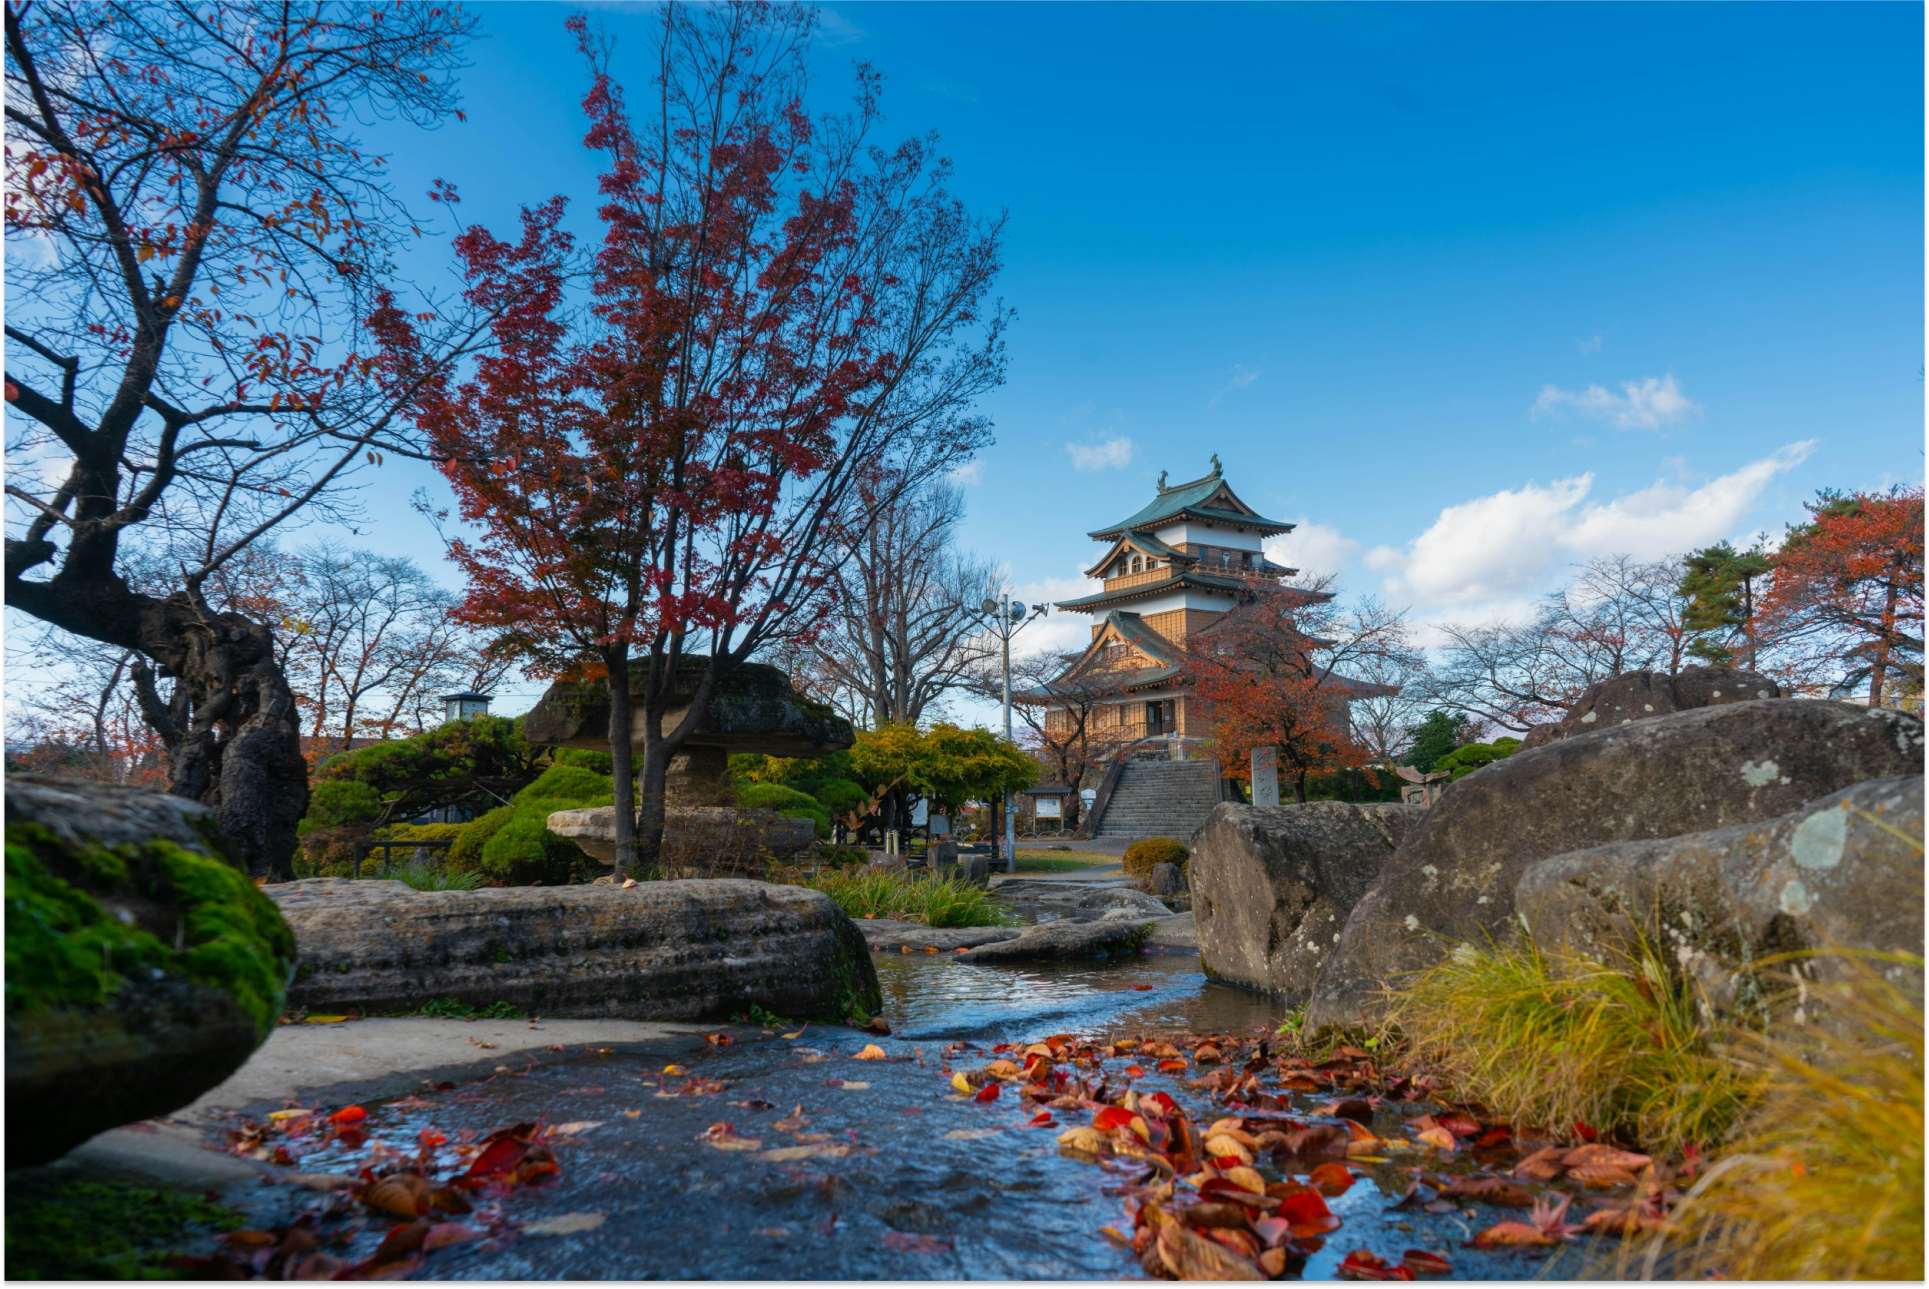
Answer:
[
  {"left": 1182, "top": 577, "right": 1416, "bottom": 803},
  {"left": 1759, "top": 486, "right": 1924, "bottom": 706},
  {"left": 384, "top": 7, "right": 1005, "bottom": 871}
]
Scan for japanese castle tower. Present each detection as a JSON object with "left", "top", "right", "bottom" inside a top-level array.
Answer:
[{"left": 1047, "top": 456, "right": 1296, "bottom": 745}]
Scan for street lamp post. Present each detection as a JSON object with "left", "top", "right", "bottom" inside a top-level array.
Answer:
[{"left": 979, "top": 591, "right": 1046, "bottom": 874}]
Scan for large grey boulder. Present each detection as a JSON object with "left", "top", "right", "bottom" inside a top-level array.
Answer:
[
  {"left": 1188, "top": 801, "right": 1428, "bottom": 998},
  {"left": 955, "top": 917, "right": 1149, "bottom": 962},
  {"left": 271, "top": 878, "right": 880, "bottom": 1023},
  {"left": 1516, "top": 777, "right": 1924, "bottom": 1021},
  {"left": 1518, "top": 665, "right": 1781, "bottom": 750},
  {"left": 1305, "top": 700, "right": 1924, "bottom": 1032},
  {"left": 5, "top": 776, "right": 296, "bottom": 1167}
]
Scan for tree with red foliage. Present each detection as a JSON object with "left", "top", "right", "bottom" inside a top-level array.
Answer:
[
  {"left": 1760, "top": 486, "right": 1924, "bottom": 707},
  {"left": 387, "top": 7, "right": 1006, "bottom": 873},
  {"left": 3, "top": 2, "right": 492, "bottom": 877},
  {"left": 1182, "top": 576, "right": 1418, "bottom": 803}
]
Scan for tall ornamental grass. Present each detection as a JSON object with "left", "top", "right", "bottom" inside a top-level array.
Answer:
[
  {"left": 1627, "top": 958, "right": 1923, "bottom": 1282},
  {"left": 1389, "top": 934, "right": 1761, "bottom": 1154},
  {"left": 796, "top": 868, "right": 1010, "bottom": 928}
]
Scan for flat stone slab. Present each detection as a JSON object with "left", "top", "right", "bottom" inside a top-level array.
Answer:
[
  {"left": 270, "top": 878, "right": 879, "bottom": 1023},
  {"left": 854, "top": 918, "right": 1024, "bottom": 951},
  {"left": 1143, "top": 912, "right": 1197, "bottom": 950},
  {"left": 956, "top": 917, "right": 1150, "bottom": 963}
]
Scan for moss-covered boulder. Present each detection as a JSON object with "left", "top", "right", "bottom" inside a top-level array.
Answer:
[{"left": 5, "top": 775, "right": 296, "bottom": 1167}]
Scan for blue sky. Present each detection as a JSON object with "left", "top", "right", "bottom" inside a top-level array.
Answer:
[
  {"left": 27, "top": 3, "right": 1918, "bottom": 722},
  {"left": 363, "top": 2, "right": 1924, "bottom": 714}
]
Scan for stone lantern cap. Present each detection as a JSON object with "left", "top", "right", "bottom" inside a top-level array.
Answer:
[{"left": 521, "top": 659, "right": 854, "bottom": 757}]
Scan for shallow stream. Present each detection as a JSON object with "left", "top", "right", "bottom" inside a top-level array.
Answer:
[{"left": 216, "top": 947, "right": 1556, "bottom": 1280}]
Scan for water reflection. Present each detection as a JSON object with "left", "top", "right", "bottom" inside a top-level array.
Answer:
[{"left": 874, "top": 951, "right": 1284, "bottom": 1042}]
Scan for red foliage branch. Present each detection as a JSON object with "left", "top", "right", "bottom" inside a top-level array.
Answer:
[{"left": 1760, "top": 486, "right": 1925, "bottom": 706}]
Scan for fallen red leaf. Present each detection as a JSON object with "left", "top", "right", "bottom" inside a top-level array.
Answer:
[
  {"left": 1132, "top": 985, "right": 1155, "bottom": 991},
  {"left": 1124, "top": 1064, "right": 1146, "bottom": 1078},
  {"left": 328, "top": 1106, "right": 368, "bottom": 1126},
  {"left": 1339, "top": 1250, "right": 1417, "bottom": 1281},
  {"left": 1399, "top": 1248, "right": 1452, "bottom": 1275},
  {"left": 1309, "top": 1162, "right": 1356, "bottom": 1196},
  {"left": 1277, "top": 1189, "right": 1340, "bottom": 1237},
  {"left": 974, "top": 1083, "right": 1000, "bottom": 1103},
  {"left": 1092, "top": 1106, "right": 1137, "bottom": 1132},
  {"left": 882, "top": 1231, "right": 953, "bottom": 1254}
]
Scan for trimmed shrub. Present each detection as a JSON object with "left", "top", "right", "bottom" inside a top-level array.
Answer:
[
  {"left": 736, "top": 782, "right": 831, "bottom": 837},
  {"left": 298, "top": 780, "right": 381, "bottom": 834},
  {"left": 448, "top": 805, "right": 517, "bottom": 872},
  {"left": 553, "top": 747, "right": 615, "bottom": 775},
  {"left": 477, "top": 810, "right": 587, "bottom": 886},
  {"left": 373, "top": 822, "right": 465, "bottom": 843},
  {"left": 514, "top": 764, "right": 612, "bottom": 805},
  {"left": 1435, "top": 736, "right": 1521, "bottom": 781},
  {"left": 1123, "top": 836, "right": 1189, "bottom": 879},
  {"left": 806, "top": 777, "right": 869, "bottom": 819}
]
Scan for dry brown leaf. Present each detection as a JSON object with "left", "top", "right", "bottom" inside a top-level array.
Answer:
[
  {"left": 1056, "top": 1126, "right": 1105, "bottom": 1152},
  {"left": 363, "top": 1173, "right": 430, "bottom": 1219},
  {"left": 522, "top": 1212, "right": 606, "bottom": 1237},
  {"left": 1222, "top": 1165, "right": 1269, "bottom": 1195},
  {"left": 1205, "top": 1135, "right": 1256, "bottom": 1165},
  {"left": 422, "top": 1223, "right": 480, "bottom": 1252}
]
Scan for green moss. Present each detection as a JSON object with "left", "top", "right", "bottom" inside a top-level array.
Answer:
[
  {"left": 5, "top": 821, "right": 295, "bottom": 1040},
  {"left": 5, "top": 1177, "right": 242, "bottom": 1280}
]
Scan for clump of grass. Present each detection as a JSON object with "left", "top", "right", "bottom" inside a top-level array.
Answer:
[
  {"left": 1632, "top": 960, "right": 1923, "bottom": 1282},
  {"left": 374, "top": 854, "right": 483, "bottom": 891},
  {"left": 405, "top": 997, "right": 522, "bottom": 1019},
  {"left": 796, "top": 868, "right": 1011, "bottom": 928},
  {"left": 1388, "top": 934, "right": 1762, "bottom": 1154}
]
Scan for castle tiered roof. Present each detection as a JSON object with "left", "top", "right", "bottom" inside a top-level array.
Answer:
[{"left": 1087, "top": 459, "right": 1294, "bottom": 541}]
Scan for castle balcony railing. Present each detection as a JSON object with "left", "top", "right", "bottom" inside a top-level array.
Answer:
[{"left": 1103, "top": 567, "right": 1177, "bottom": 593}]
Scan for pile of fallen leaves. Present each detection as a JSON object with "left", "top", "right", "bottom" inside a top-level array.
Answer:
[
  {"left": 178, "top": 1105, "right": 600, "bottom": 1279},
  {"left": 940, "top": 1028, "right": 1696, "bottom": 1280}
]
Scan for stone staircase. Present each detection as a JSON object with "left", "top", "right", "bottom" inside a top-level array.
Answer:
[{"left": 1095, "top": 757, "right": 1221, "bottom": 841}]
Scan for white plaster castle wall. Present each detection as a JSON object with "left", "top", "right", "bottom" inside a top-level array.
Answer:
[
  {"left": 1124, "top": 589, "right": 1238, "bottom": 616},
  {"left": 1155, "top": 521, "right": 1266, "bottom": 550}
]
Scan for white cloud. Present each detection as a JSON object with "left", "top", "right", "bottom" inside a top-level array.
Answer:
[
  {"left": 1066, "top": 437, "right": 1135, "bottom": 472},
  {"left": 1577, "top": 334, "right": 1603, "bottom": 355},
  {"left": 1005, "top": 572, "right": 1104, "bottom": 664},
  {"left": 1532, "top": 373, "right": 1698, "bottom": 430},
  {"left": 1368, "top": 441, "right": 1814, "bottom": 617},
  {"left": 947, "top": 460, "right": 984, "bottom": 485},
  {"left": 1264, "top": 519, "right": 1361, "bottom": 582},
  {"left": 1209, "top": 363, "right": 1260, "bottom": 407}
]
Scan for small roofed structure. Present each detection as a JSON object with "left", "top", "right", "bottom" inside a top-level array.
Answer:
[
  {"left": 1020, "top": 783, "right": 1078, "bottom": 830},
  {"left": 440, "top": 692, "right": 493, "bottom": 722}
]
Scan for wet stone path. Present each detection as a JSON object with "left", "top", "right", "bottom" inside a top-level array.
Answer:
[{"left": 185, "top": 950, "right": 1563, "bottom": 1280}]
